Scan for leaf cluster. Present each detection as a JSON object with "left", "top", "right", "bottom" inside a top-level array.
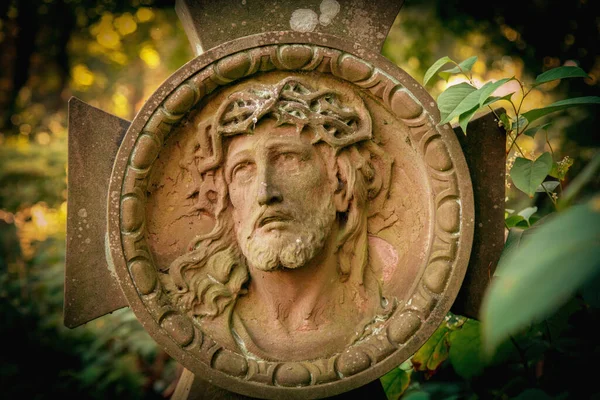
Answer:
[
  {"left": 381, "top": 57, "right": 600, "bottom": 400},
  {"left": 425, "top": 57, "right": 599, "bottom": 136}
]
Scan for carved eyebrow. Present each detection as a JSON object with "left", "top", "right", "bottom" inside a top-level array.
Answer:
[{"left": 264, "top": 140, "right": 312, "bottom": 155}]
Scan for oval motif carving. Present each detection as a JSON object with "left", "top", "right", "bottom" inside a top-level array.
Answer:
[
  {"left": 164, "top": 84, "right": 196, "bottom": 115},
  {"left": 423, "top": 259, "right": 451, "bottom": 294},
  {"left": 437, "top": 197, "right": 461, "bottom": 234},
  {"left": 130, "top": 259, "right": 156, "bottom": 294},
  {"left": 388, "top": 311, "right": 421, "bottom": 344},
  {"left": 336, "top": 349, "right": 372, "bottom": 377},
  {"left": 130, "top": 134, "right": 159, "bottom": 170},
  {"left": 212, "top": 349, "right": 249, "bottom": 378},
  {"left": 336, "top": 54, "right": 373, "bottom": 82},
  {"left": 425, "top": 137, "right": 453, "bottom": 171},
  {"left": 120, "top": 195, "right": 143, "bottom": 232},
  {"left": 274, "top": 363, "right": 312, "bottom": 387},
  {"left": 216, "top": 52, "right": 252, "bottom": 80},
  {"left": 161, "top": 313, "right": 194, "bottom": 346},
  {"left": 277, "top": 45, "right": 314, "bottom": 70},
  {"left": 390, "top": 88, "right": 424, "bottom": 120}
]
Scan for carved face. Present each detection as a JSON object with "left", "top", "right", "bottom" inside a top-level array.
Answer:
[{"left": 225, "top": 118, "right": 337, "bottom": 271}]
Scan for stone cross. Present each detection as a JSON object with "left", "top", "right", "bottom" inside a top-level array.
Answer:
[{"left": 64, "top": 1, "right": 506, "bottom": 398}]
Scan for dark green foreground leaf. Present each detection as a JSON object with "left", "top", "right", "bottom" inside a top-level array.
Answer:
[{"left": 481, "top": 198, "right": 600, "bottom": 355}]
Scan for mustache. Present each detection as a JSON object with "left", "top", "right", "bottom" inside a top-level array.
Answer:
[{"left": 247, "top": 207, "right": 295, "bottom": 237}]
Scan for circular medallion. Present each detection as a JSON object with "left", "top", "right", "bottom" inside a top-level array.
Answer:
[{"left": 107, "top": 33, "right": 474, "bottom": 399}]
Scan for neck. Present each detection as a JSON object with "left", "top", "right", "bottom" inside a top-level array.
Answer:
[{"left": 245, "top": 234, "right": 342, "bottom": 331}]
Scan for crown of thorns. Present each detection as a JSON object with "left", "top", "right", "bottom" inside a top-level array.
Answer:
[{"left": 195, "top": 77, "right": 372, "bottom": 173}]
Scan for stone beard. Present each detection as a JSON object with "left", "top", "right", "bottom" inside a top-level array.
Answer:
[{"left": 237, "top": 192, "right": 336, "bottom": 272}]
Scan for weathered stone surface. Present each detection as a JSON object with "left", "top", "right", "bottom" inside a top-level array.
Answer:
[
  {"left": 451, "top": 109, "right": 507, "bottom": 319},
  {"left": 176, "top": 0, "right": 405, "bottom": 56},
  {"left": 64, "top": 97, "right": 129, "bottom": 329}
]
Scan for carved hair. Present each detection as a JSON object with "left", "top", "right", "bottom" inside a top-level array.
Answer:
[{"left": 167, "top": 77, "right": 391, "bottom": 318}]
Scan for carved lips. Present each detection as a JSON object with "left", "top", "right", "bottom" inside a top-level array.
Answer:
[{"left": 255, "top": 209, "right": 294, "bottom": 231}]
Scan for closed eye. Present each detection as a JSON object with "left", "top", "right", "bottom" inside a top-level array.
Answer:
[
  {"left": 231, "top": 161, "right": 255, "bottom": 182},
  {"left": 278, "top": 152, "right": 300, "bottom": 161}
]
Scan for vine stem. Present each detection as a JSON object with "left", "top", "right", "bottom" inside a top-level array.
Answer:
[
  {"left": 546, "top": 131, "right": 564, "bottom": 194},
  {"left": 506, "top": 81, "right": 532, "bottom": 156}
]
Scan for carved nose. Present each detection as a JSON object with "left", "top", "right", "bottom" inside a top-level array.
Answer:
[{"left": 257, "top": 181, "right": 282, "bottom": 206}]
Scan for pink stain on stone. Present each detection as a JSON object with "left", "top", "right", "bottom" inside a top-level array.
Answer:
[{"left": 369, "top": 235, "right": 398, "bottom": 283}]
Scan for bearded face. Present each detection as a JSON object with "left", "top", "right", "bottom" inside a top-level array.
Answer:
[
  {"left": 237, "top": 194, "right": 336, "bottom": 271},
  {"left": 225, "top": 119, "right": 338, "bottom": 272}
]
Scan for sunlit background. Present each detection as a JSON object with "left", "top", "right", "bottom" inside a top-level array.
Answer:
[{"left": 1, "top": 0, "right": 598, "bottom": 398}]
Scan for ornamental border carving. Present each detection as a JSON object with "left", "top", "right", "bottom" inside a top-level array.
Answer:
[{"left": 107, "top": 38, "right": 473, "bottom": 399}]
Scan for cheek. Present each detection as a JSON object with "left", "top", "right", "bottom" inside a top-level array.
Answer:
[
  {"left": 298, "top": 164, "right": 333, "bottom": 197},
  {"left": 228, "top": 184, "right": 242, "bottom": 209},
  {"left": 228, "top": 185, "right": 248, "bottom": 227}
]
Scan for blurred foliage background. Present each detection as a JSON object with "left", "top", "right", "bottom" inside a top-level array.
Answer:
[{"left": 0, "top": 0, "right": 598, "bottom": 398}]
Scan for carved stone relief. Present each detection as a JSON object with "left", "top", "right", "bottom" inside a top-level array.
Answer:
[{"left": 106, "top": 37, "right": 473, "bottom": 398}]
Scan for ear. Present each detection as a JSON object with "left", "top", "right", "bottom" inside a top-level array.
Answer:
[{"left": 333, "top": 156, "right": 352, "bottom": 213}]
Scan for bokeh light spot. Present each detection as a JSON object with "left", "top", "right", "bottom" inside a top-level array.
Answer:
[
  {"left": 114, "top": 13, "right": 137, "bottom": 36},
  {"left": 140, "top": 45, "right": 160, "bottom": 69}
]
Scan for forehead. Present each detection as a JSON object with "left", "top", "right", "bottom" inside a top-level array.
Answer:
[{"left": 225, "top": 118, "right": 314, "bottom": 156}]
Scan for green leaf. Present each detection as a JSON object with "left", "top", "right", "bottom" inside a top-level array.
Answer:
[
  {"left": 428, "top": 329, "right": 450, "bottom": 370},
  {"left": 549, "top": 156, "right": 575, "bottom": 180},
  {"left": 504, "top": 216, "right": 525, "bottom": 229},
  {"left": 480, "top": 199, "right": 600, "bottom": 355},
  {"left": 439, "top": 56, "right": 478, "bottom": 80},
  {"left": 499, "top": 113, "right": 512, "bottom": 131},
  {"left": 448, "top": 319, "right": 485, "bottom": 379},
  {"left": 380, "top": 367, "right": 411, "bottom": 400},
  {"left": 514, "top": 115, "right": 528, "bottom": 133},
  {"left": 496, "top": 228, "right": 524, "bottom": 270},
  {"left": 521, "top": 96, "right": 600, "bottom": 125},
  {"left": 437, "top": 83, "right": 477, "bottom": 123},
  {"left": 533, "top": 66, "right": 589, "bottom": 86},
  {"left": 510, "top": 153, "right": 553, "bottom": 197},
  {"left": 523, "top": 122, "right": 552, "bottom": 138},
  {"left": 424, "top": 56, "right": 453, "bottom": 86},
  {"left": 457, "top": 93, "right": 513, "bottom": 134},
  {"left": 403, "top": 392, "right": 430, "bottom": 400},
  {"left": 411, "top": 322, "right": 450, "bottom": 375},
  {"left": 477, "top": 78, "right": 512, "bottom": 107},
  {"left": 517, "top": 206, "right": 538, "bottom": 222},
  {"left": 440, "top": 88, "right": 483, "bottom": 124},
  {"left": 535, "top": 181, "right": 560, "bottom": 193},
  {"left": 458, "top": 107, "right": 477, "bottom": 134}
]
